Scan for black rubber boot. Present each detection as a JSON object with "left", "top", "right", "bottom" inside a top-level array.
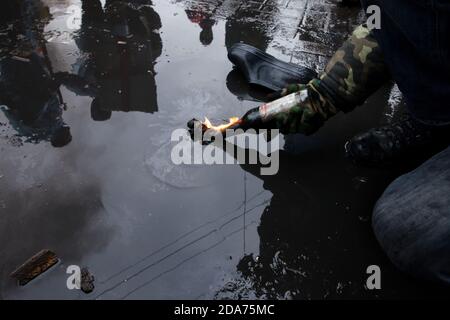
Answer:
[
  {"left": 345, "top": 115, "right": 450, "bottom": 166},
  {"left": 228, "top": 43, "right": 317, "bottom": 92}
]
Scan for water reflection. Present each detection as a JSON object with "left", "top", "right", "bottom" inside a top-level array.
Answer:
[
  {"left": 0, "top": 0, "right": 71, "bottom": 147},
  {"left": 225, "top": 0, "right": 276, "bottom": 51},
  {"left": 224, "top": 0, "right": 277, "bottom": 102},
  {"left": 185, "top": 9, "right": 216, "bottom": 46},
  {"left": 58, "top": 0, "right": 162, "bottom": 121}
]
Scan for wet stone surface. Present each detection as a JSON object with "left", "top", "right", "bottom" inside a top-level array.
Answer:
[{"left": 0, "top": 0, "right": 448, "bottom": 299}]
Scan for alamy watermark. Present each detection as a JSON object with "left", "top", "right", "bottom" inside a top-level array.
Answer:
[
  {"left": 366, "top": 5, "right": 381, "bottom": 30},
  {"left": 66, "top": 265, "right": 82, "bottom": 290},
  {"left": 170, "top": 128, "right": 281, "bottom": 176}
]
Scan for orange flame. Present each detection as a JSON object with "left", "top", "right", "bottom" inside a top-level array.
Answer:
[{"left": 203, "top": 117, "right": 241, "bottom": 131}]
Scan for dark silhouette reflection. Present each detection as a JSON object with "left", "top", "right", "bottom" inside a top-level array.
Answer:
[
  {"left": 225, "top": 0, "right": 276, "bottom": 51},
  {"left": 183, "top": 0, "right": 226, "bottom": 46},
  {"left": 185, "top": 10, "right": 216, "bottom": 46},
  {"left": 0, "top": 0, "right": 72, "bottom": 147},
  {"left": 212, "top": 138, "right": 415, "bottom": 299},
  {"left": 59, "top": 0, "right": 162, "bottom": 121}
]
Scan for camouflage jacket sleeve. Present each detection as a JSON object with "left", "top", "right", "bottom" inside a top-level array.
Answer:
[
  {"left": 315, "top": 24, "right": 390, "bottom": 113},
  {"left": 261, "top": 25, "right": 390, "bottom": 135}
]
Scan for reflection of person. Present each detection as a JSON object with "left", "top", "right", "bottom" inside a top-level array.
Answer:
[
  {"left": 185, "top": 10, "right": 215, "bottom": 46},
  {"left": 0, "top": 0, "right": 71, "bottom": 147},
  {"left": 233, "top": 1, "right": 450, "bottom": 286},
  {"left": 225, "top": 0, "right": 276, "bottom": 51},
  {"left": 59, "top": 0, "right": 162, "bottom": 120}
]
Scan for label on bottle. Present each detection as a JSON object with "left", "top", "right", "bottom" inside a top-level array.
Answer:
[{"left": 258, "top": 90, "right": 308, "bottom": 122}]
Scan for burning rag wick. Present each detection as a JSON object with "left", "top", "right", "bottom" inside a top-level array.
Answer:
[{"left": 203, "top": 117, "right": 241, "bottom": 131}]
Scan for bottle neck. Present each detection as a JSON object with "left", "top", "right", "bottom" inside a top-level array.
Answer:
[{"left": 258, "top": 90, "right": 307, "bottom": 122}]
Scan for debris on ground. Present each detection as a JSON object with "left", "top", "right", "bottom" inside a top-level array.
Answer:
[
  {"left": 81, "top": 267, "right": 95, "bottom": 294},
  {"left": 10, "top": 250, "right": 59, "bottom": 286}
]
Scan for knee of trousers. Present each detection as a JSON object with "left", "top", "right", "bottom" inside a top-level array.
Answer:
[{"left": 372, "top": 147, "right": 450, "bottom": 286}]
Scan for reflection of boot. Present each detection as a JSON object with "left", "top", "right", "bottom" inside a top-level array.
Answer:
[
  {"left": 228, "top": 43, "right": 317, "bottom": 92},
  {"left": 345, "top": 115, "right": 450, "bottom": 165}
]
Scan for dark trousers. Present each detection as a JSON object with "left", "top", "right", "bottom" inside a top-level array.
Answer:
[
  {"left": 361, "top": 0, "right": 450, "bottom": 125},
  {"left": 373, "top": 146, "right": 450, "bottom": 286}
]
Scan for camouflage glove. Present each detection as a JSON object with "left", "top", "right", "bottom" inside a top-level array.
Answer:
[
  {"left": 267, "top": 24, "right": 389, "bottom": 135},
  {"left": 267, "top": 79, "right": 339, "bottom": 135}
]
